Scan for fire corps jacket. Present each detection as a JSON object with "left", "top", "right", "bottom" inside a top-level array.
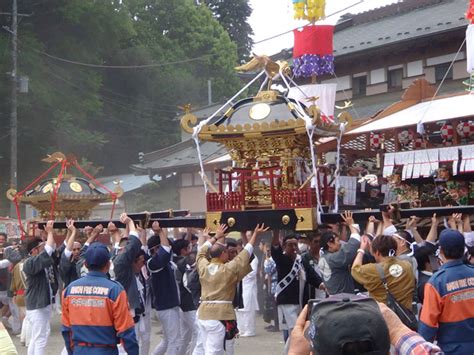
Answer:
[
  {"left": 419, "top": 259, "right": 474, "bottom": 354},
  {"left": 61, "top": 271, "right": 138, "bottom": 355}
]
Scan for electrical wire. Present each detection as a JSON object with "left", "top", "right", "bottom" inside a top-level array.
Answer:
[{"left": 35, "top": 60, "right": 180, "bottom": 116}]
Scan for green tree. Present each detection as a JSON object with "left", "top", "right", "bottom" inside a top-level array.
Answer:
[
  {"left": 0, "top": 0, "right": 242, "bottom": 215},
  {"left": 204, "top": 0, "right": 254, "bottom": 62}
]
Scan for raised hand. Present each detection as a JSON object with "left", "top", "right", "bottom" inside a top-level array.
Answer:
[
  {"left": 341, "top": 211, "right": 354, "bottom": 225},
  {"left": 452, "top": 213, "right": 462, "bottom": 224},
  {"left": 45, "top": 220, "right": 54, "bottom": 234},
  {"left": 91, "top": 224, "right": 104, "bottom": 238},
  {"left": 107, "top": 222, "right": 118, "bottom": 233},
  {"left": 66, "top": 219, "right": 76, "bottom": 232},
  {"left": 406, "top": 216, "right": 418, "bottom": 230},
  {"left": 84, "top": 226, "right": 93, "bottom": 237},
  {"left": 253, "top": 223, "right": 270, "bottom": 236},
  {"left": 215, "top": 224, "right": 228, "bottom": 240},
  {"left": 368, "top": 215, "right": 379, "bottom": 224},
  {"left": 119, "top": 213, "right": 132, "bottom": 225}
]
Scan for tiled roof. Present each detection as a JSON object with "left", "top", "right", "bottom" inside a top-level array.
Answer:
[
  {"left": 275, "top": 0, "right": 467, "bottom": 59},
  {"left": 334, "top": 0, "right": 467, "bottom": 57},
  {"left": 96, "top": 174, "right": 155, "bottom": 193},
  {"left": 131, "top": 140, "right": 226, "bottom": 175}
]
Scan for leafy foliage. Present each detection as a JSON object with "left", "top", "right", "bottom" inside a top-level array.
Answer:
[
  {"left": 0, "top": 0, "right": 245, "bottom": 214},
  {"left": 204, "top": 0, "right": 254, "bottom": 62}
]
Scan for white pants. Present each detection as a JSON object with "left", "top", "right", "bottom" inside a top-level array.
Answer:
[
  {"left": 277, "top": 304, "right": 300, "bottom": 331},
  {"left": 225, "top": 339, "right": 234, "bottom": 355},
  {"left": 26, "top": 305, "right": 52, "bottom": 355},
  {"left": 193, "top": 319, "right": 226, "bottom": 355},
  {"left": 151, "top": 307, "right": 181, "bottom": 355},
  {"left": 236, "top": 310, "right": 256, "bottom": 336},
  {"left": 20, "top": 306, "right": 31, "bottom": 346},
  {"left": 179, "top": 310, "right": 198, "bottom": 355},
  {"left": 8, "top": 300, "right": 21, "bottom": 333},
  {"left": 136, "top": 310, "right": 152, "bottom": 355}
]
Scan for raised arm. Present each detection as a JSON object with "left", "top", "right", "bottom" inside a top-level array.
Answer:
[
  {"left": 115, "top": 214, "right": 142, "bottom": 267},
  {"left": 147, "top": 222, "right": 173, "bottom": 272},
  {"left": 198, "top": 227, "right": 211, "bottom": 247},
  {"left": 365, "top": 216, "right": 377, "bottom": 236},
  {"left": 24, "top": 220, "right": 56, "bottom": 275},
  {"left": 405, "top": 216, "right": 423, "bottom": 245},
  {"left": 382, "top": 205, "right": 395, "bottom": 233},
  {"left": 247, "top": 224, "right": 269, "bottom": 248},
  {"left": 463, "top": 214, "right": 472, "bottom": 233},
  {"left": 271, "top": 229, "right": 280, "bottom": 247},
  {"left": 59, "top": 220, "right": 77, "bottom": 277},
  {"left": 65, "top": 219, "right": 76, "bottom": 254},
  {"left": 426, "top": 213, "right": 439, "bottom": 244}
]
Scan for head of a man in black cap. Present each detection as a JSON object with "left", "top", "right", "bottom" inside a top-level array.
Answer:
[
  {"left": 320, "top": 231, "right": 342, "bottom": 253},
  {"left": 84, "top": 242, "right": 111, "bottom": 272},
  {"left": 306, "top": 294, "right": 390, "bottom": 355},
  {"left": 439, "top": 229, "right": 466, "bottom": 262},
  {"left": 26, "top": 237, "right": 45, "bottom": 256}
]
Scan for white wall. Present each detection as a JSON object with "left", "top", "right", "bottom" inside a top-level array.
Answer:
[{"left": 426, "top": 52, "right": 466, "bottom": 66}]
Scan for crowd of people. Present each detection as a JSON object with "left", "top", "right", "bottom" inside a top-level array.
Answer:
[{"left": 0, "top": 207, "right": 472, "bottom": 355}]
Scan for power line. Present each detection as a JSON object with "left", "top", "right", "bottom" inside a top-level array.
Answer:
[
  {"left": 36, "top": 60, "right": 180, "bottom": 116},
  {"left": 24, "top": 48, "right": 210, "bottom": 112},
  {"left": 34, "top": 48, "right": 211, "bottom": 69}
]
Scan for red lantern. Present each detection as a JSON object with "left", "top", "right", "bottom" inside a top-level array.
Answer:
[
  {"left": 369, "top": 132, "right": 383, "bottom": 149},
  {"left": 456, "top": 121, "right": 474, "bottom": 138},
  {"left": 441, "top": 123, "right": 454, "bottom": 142}
]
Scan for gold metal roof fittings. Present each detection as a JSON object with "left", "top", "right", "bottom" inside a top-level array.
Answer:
[{"left": 6, "top": 153, "right": 122, "bottom": 220}]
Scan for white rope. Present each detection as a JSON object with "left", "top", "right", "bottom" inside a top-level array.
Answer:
[
  {"left": 417, "top": 38, "right": 466, "bottom": 134},
  {"left": 192, "top": 70, "right": 266, "bottom": 191},
  {"left": 279, "top": 69, "right": 324, "bottom": 216},
  {"left": 259, "top": 76, "right": 269, "bottom": 92},
  {"left": 333, "top": 123, "right": 346, "bottom": 212}
]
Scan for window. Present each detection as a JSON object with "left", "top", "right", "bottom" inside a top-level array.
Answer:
[
  {"left": 352, "top": 76, "right": 367, "bottom": 96},
  {"left": 388, "top": 69, "right": 403, "bottom": 88},
  {"left": 435, "top": 63, "right": 453, "bottom": 81}
]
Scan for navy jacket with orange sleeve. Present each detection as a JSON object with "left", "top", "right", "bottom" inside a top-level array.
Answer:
[
  {"left": 61, "top": 271, "right": 138, "bottom": 355},
  {"left": 419, "top": 259, "right": 474, "bottom": 354}
]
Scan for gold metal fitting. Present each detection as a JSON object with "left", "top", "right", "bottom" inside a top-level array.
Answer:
[
  {"left": 227, "top": 217, "right": 236, "bottom": 227},
  {"left": 282, "top": 215, "right": 290, "bottom": 225}
]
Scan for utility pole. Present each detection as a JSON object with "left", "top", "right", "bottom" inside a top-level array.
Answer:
[{"left": 10, "top": 0, "right": 18, "bottom": 218}]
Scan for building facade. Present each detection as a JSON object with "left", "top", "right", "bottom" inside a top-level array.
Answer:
[{"left": 132, "top": 0, "right": 471, "bottom": 214}]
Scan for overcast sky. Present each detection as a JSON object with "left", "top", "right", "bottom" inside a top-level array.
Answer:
[{"left": 249, "top": 0, "right": 400, "bottom": 55}]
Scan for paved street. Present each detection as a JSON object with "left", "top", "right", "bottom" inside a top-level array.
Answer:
[{"left": 11, "top": 312, "right": 284, "bottom": 355}]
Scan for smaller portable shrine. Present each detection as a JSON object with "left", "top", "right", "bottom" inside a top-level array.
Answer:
[
  {"left": 6, "top": 152, "right": 123, "bottom": 222},
  {"left": 181, "top": 59, "right": 352, "bottom": 231}
]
